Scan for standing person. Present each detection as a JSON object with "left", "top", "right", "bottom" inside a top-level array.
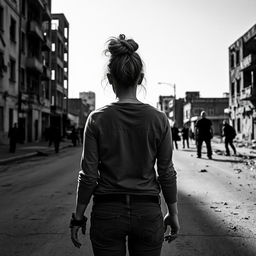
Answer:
[
  {"left": 71, "top": 127, "right": 78, "bottom": 146},
  {"left": 70, "top": 34, "right": 179, "bottom": 256},
  {"left": 195, "top": 111, "right": 213, "bottom": 159},
  {"left": 171, "top": 123, "right": 180, "bottom": 150},
  {"left": 181, "top": 124, "right": 189, "bottom": 148},
  {"left": 8, "top": 123, "right": 18, "bottom": 153},
  {"left": 222, "top": 120, "right": 236, "bottom": 156},
  {"left": 53, "top": 126, "right": 61, "bottom": 153}
]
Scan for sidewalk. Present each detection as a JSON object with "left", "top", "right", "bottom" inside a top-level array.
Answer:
[{"left": 0, "top": 139, "right": 74, "bottom": 165}]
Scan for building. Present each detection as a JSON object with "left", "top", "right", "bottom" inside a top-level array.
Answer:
[
  {"left": 50, "top": 13, "right": 69, "bottom": 136},
  {"left": 67, "top": 98, "right": 90, "bottom": 129},
  {"left": 158, "top": 95, "right": 184, "bottom": 128},
  {"left": 183, "top": 91, "right": 229, "bottom": 135},
  {"left": 229, "top": 24, "right": 256, "bottom": 142},
  {"left": 0, "top": 0, "right": 20, "bottom": 144},
  {"left": 18, "top": 0, "right": 52, "bottom": 142},
  {"left": 158, "top": 95, "right": 173, "bottom": 118},
  {"left": 79, "top": 91, "right": 95, "bottom": 112}
]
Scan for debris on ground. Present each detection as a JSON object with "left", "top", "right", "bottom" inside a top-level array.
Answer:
[
  {"left": 234, "top": 168, "right": 242, "bottom": 174},
  {"left": 200, "top": 169, "right": 207, "bottom": 173}
]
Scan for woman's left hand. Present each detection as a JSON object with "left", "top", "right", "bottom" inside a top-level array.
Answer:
[{"left": 70, "top": 225, "right": 86, "bottom": 248}]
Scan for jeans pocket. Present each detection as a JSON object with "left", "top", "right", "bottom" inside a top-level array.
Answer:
[
  {"left": 90, "top": 212, "right": 122, "bottom": 244},
  {"left": 138, "top": 213, "right": 164, "bottom": 246}
]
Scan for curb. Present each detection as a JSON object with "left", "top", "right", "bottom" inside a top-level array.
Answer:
[{"left": 0, "top": 143, "right": 73, "bottom": 165}]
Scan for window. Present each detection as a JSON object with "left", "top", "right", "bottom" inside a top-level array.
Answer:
[
  {"left": 236, "top": 79, "right": 240, "bottom": 95},
  {"left": 21, "top": 0, "right": 26, "bottom": 16},
  {"left": 237, "top": 118, "right": 241, "bottom": 133},
  {"left": 51, "top": 43, "right": 55, "bottom": 52},
  {"left": 20, "top": 68, "right": 25, "bottom": 90},
  {"left": 9, "top": 58, "right": 16, "bottom": 82},
  {"left": 0, "top": 107, "right": 3, "bottom": 131},
  {"left": 236, "top": 50, "right": 240, "bottom": 65},
  {"left": 51, "top": 70, "right": 55, "bottom": 80},
  {"left": 230, "top": 53, "right": 235, "bottom": 69},
  {"left": 0, "top": 5, "right": 4, "bottom": 31},
  {"left": 231, "top": 82, "right": 235, "bottom": 96},
  {"left": 208, "top": 108, "right": 214, "bottom": 116},
  {"left": 21, "top": 32, "right": 25, "bottom": 53},
  {"left": 10, "top": 17, "right": 16, "bottom": 42}
]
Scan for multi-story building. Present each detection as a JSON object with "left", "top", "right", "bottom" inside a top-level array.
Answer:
[
  {"left": 79, "top": 91, "right": 95, "bottom": 112},
  {"left": 50, "top": 13, "right": 69, "bottom": 136},
  {"left": 158, "top": 95, "right": 184, "bottom": 128},
  {"left": 67, "top": 98, "right": 91, "bottom": 129},
  {"left": 18, "top": 0, "right": 52, "bottom": 142},
  {"left": 183, "top": 91, "right": 229, "bottom": 135},
  {"left": 229, "top": 24, "right": 256, "bottom": 142},
  {"left": 0, "top": 0, "right": 20, "bottom": 144}
]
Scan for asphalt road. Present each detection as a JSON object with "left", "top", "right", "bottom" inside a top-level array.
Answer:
[{"left": 0, "top": 143, "right": 256, "bottom": 256}]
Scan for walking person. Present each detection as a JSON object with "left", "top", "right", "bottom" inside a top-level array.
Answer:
[
  {"left": 222, "top": 120, "right": 236, "bottom": 156},
  {"left": 70, "top": 34, "right": 179, "bottom": 256},
  {"left": 195, "top": 111, "right": 213, "bottom": 159},
  {"left": 181, "top": 124, "right": 189, "bottom": 148},
  {"left": 171, "top": 123, "right": 180, "bottom": 150},
  {"left": 8, "top": 123, "right": 18, "bottom": 153},
  {"left": 52, "top": 126, "right": 61, "bottom": 153}
]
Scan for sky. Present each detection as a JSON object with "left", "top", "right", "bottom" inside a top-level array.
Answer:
[{"left": 52, "top": 0, "right": 256, "bottom": 108}]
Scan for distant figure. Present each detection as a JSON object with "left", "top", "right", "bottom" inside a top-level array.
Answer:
[
  {"left": 71, "top": 127, "right": 79, "bottom": 146},
  {"left": 47, "top": 126, "right": 54, "bottom": 147},
  {"left": 181, "top": 124, "right": 189, "bottom": 148},
  {"left": 195, "top": 111, "right": 213, "bottom": 159},
  {"left": 222, "top": 120, "right": 236, "bottom": 156},
  {"left": 53, "top": 126, "right": 61, "bottom": 153},
  {"left": 8, "top": 123, "right": 19, "bottom": 153},
  {"left": 171, "top": 123, "right": 180, "bottom": 150}
]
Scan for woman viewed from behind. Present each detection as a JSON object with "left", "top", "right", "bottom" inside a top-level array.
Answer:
[{"left": 70, "top": 34, "right": 180, "bottom": 256}]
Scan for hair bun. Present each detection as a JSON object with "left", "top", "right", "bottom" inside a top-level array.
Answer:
[{"left": 108, "top": 34, "right": 139, "bottom": 56}]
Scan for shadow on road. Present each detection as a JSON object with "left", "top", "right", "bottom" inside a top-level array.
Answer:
[{"left": 162, "top": 191, "right": 256, "bottom": 256}]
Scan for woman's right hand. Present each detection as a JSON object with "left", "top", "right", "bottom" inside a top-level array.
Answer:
[{"left": 163, "top": 213, "right": 180, "bottom": 243}]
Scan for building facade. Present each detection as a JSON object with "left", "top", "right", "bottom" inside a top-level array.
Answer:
[
  {"left": 0, "top": 0, "right": 20, "bottom": 143},
  {"left": 79, "top": 91, "right": 95, "bottom": 112},
  {"left": 50, "top": 13, "right": 69, "bottom": 136},
  {"left": 183, "top": 92, "right": 229, "bottom": 135},
  {"left": 18, "top": 0, "right": 52, "bottom": 142},
  {"left": 229, "top": 24, "right": 256, "bottom": 142}
]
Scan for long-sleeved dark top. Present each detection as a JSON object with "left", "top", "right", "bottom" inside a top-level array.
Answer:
[{"left": 77, "top": 102, "right": 177, "bottom": 205}]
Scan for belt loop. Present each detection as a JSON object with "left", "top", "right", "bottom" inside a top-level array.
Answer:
[{"left": 126, "top": 194, "right": 130, "bottom": 205}]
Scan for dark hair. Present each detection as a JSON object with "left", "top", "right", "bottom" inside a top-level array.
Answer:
[{"left": 105, "top": 34, "right": 143, "bottom": 87}]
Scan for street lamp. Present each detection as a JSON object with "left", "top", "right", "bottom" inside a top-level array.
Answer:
[{"left": 158, "top": 82, "right": 176, "bottom": 122}]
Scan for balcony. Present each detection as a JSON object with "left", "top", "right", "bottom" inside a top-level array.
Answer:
[
  {"left": 29, "top": 21, "right": 43, "bottom": 40},
  {"left": 42, "top": 35, "right": 51, "bottom": 51},
  {"left": 240, "top": 54, "right": 256, "bottom": 70},
  {"left": 26, "top": 57, "right": 43, "bottom": 73},
  {"left": 64, "top": 71, "right": 68, "bottom": 79},
  {"left": 42, "top": 4, "right": 51, "bottom": 21},
  {"left": 240, "top": 85, "right": 254, "bottom": 100},
  {"left": 42, "top": 66, "right": 51, "bottom": 80},
  {"left": 64, "top": 88, "right": 68, "bottom": 96}
]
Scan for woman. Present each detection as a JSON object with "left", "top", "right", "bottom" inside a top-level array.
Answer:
[{"left": 70, "top": 34, "right": 179, "bottom": 256}]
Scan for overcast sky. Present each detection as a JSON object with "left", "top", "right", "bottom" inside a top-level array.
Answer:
[{"left": 52, "top": 0, "right": 256, "bottom": 108}]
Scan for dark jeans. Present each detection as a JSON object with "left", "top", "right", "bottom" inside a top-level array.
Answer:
[
  {"left": 197, "top": 138, "right": 212, "bottom": 158},
  {"left": 90, "top": 197, "right": 164, "bottom": 256},
  {"left": 225, "top": 137, "right": 236, "bottom": 155}
]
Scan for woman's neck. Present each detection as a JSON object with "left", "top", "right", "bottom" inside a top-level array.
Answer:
[{"left": 115, "top": 88, "right": 139, "bottom": 103}]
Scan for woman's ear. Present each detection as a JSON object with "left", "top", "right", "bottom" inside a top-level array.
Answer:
[
  {"left": 107, "top": 73, "right": 113, "bottom": 84},
  {"left": 137, "top": 73, "right": 144, "bottom": 85}
]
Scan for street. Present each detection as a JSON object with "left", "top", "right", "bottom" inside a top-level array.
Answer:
[{"left": 0, "top": 143, "right": 256, "bottom": 256}]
